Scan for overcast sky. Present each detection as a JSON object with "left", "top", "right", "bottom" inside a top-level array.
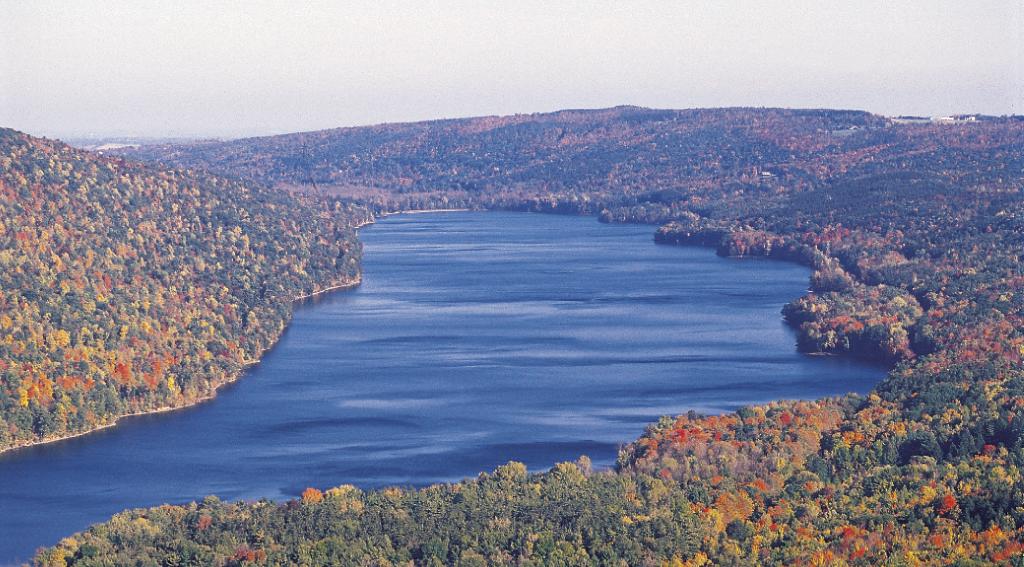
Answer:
[{"left": 1, "top": 1, "right": 1021, "bottom": 139}]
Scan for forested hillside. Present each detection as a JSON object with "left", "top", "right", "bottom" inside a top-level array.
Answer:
[
  {"left": 0, "top": 128, "right": 365, "bottom": 453},
  {"left": 120, "top": 107, "right": 883, "bottom": 198},
  {"left": 35, "top": 108, "right": 1024, "bottom": 565},
  {"left": 118, "top": 106, "right": 1019, "bottom": 217}
]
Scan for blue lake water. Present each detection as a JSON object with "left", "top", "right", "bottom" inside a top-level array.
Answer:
[{"left": 0, "top": 212, "right": 884, "bottom": 564}]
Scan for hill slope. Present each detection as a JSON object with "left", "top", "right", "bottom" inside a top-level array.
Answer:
[
  {"left": 0, "top": 129, "right": 365, "bottom": 453},
  {"left": 121, "top": 106, "right": 885, "bottom": 200},
  {"left": 119, "top": 107, "right": 1021, "bottom": 215}
]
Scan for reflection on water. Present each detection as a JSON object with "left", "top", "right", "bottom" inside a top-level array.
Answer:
[{"left": 0, "top": 212, "right": 884, "bottom": 564}]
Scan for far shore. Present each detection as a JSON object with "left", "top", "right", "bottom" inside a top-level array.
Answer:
[
  {"left": 385, "top": 207, "right": 468, "bottom": 213},
  {"left": 380, "top": 208, "right": 471, "bottom": 216}
]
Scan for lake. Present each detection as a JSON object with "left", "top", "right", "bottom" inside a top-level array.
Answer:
[{"left": 0, "top": 212, "right": 883, "bottom": 564}]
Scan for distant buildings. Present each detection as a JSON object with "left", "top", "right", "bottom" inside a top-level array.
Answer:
[{"left": 891, "top": 114, "right": 982, "bottom": 125}]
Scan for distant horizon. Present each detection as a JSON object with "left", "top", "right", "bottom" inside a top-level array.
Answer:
[{"left": 38, "top": 103, "right": 1024, "bottom": 143}]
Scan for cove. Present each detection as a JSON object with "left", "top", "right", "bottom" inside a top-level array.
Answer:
[{"left": 0, "top": 212, "right": 884, "bottom": 564}]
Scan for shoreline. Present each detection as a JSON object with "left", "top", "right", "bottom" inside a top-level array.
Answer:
[
  {"left": 291, "top": 276, "right": 362, "bottom": 302},
  {"left": 0, "top": 276, "right": 363, "bottom": 458},
  {"left": 382, "top": 208, "right": 470, "bottom": 215},
  {"left": 0, "top": 395, "right": 229, "bottom": 457},
  {"left": 346, "top": 207, "right": 471, "bottom": 233},
  {"left": 0, "top": 206, "right": 468, "bottom": 457}
]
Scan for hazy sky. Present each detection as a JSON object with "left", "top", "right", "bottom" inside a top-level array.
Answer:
[{"left": 1, "top": 1, "right": 1021, "bottom": 138}]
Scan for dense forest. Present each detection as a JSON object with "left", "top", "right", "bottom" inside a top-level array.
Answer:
[
  {"left": 28, "top": 107, "right": 1024, "bottom": 564},
  {"left": 0, "top": 128, "right": 366, "bottom": 453}
]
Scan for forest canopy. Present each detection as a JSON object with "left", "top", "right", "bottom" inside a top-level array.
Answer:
[{"left": 0, "top": 128, "right": 367, "bottom": 453}]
